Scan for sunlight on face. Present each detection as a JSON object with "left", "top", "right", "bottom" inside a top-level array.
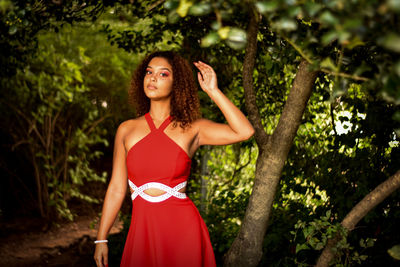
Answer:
[{"left": 143, "top": 57, "right": 173, "bottom": 100}]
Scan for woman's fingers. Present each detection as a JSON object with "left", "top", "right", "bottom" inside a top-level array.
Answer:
[
  {"left": 194, "top": 62, "right": 215, "bottom": 78},
  {"left": 197, "top": 63, "right": 211, "bottom": 75},
  {"left": 198, "top": 61, "right": 215, "bottom": 73},
  {"left": 103, "top": 254, "right": 108, "bottom": 266},
  {"left": 94, "top": 244, "right": 108, "bottom": 267},
  {"left": 193, "top": 62, "right": 203, "bottom": 74},
  {"left": 194, "top": 61, "right": 209, "bottom": 73},
  {"left": 94, "top": 257, "right": 103, "bottom": 267},
  {"left": 197, "top": 71, "right": 203, "bottom": 82},
  {"left": 194, "top": 61, "right": 218, "bottom": 92}
]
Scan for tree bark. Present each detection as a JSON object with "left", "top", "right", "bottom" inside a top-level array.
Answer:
[
  {"left": 223, "top": 10, "right": 319, "bottom": 267},
  {"left": 315, "top": 169, "right": 400, "bottom": 267}
]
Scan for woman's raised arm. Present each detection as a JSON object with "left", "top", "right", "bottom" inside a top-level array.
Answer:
[{"left": 194, "top": 61, "right": 255, "bottom": 146}]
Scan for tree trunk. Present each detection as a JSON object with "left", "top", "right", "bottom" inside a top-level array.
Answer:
[
  {"left": 223, "top": 10, "right": 319, "bottom": 267},
  {"left": 315, "top": 169, "right": 400, "bottom": 267}
]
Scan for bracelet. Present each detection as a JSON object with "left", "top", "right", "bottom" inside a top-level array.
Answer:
[{"left": 94, "top": 239, "right": 108, "bottom": 244}]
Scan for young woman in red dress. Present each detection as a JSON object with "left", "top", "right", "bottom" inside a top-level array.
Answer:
[{"left": 94, "top": 51, "right": 254, "bottom": 267}]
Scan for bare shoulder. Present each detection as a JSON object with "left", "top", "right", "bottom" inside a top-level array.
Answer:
[{"left": 115, "top": 116, "right": 145, "bottom": 139}]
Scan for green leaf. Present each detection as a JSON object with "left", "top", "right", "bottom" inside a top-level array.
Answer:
[
  {"left": 0, "top": 0, "right": 14, "bottom": 13},
  {"left": 8, "top": 25, "right": 17, "bottom": 35},
  {"left": 288, "top": 6, "right": 302, "bottom": 18},
  {"left": 320, "top": 57, "right": 338, "bottom": 72},
  {"left": 343, "top": 18, "right": 362, "bottom": 30},
  {"left": 274, "top": 18, "right": 297, "bottom": 31},
  {"left": 218, "top": 26, "right": 230, "bottom": 40},
  {"left": 346, "top": 36, "right": 365, "bottom": 49},
  {"left": 176, "top": 0, "right": 193, "bottom": 17},
  {"left": 388, "top": 0, "right": 400, "bottom": 12},
  {"left": 188, "top": 3, "right": 211, "bottom": 16},
  {"left": 395, "top": 60, "right": 400, "bottom": 77},
  {"left": 319, "top": 11, "right": 339, "bottom": 25},
  {"left": 380, "top": 33, "right": 400, "bottom": 53},
  {"left": 255, "top": 1, "right": 279, "bottom": 14},
  {"left": 325, "top": 210, "right": 331, "bottom": 219},
  {"left": 168, "top": 10, "right": 180, "bottom": 24},
  {"left": 164, "top": 0, "right": 179, "bottom": 10},
  {"left": 315, "top": 242, "right": 324, "bottom": 250},
  {"left": 366, "top": 238, "right": 375, "bottom": 247},
  {"left": 304, "top": 2, "right": 322, "bottom": 16},
  {"left": 201, "top": 32, "right": 220, "bottom": 47},
  {"left": 338, "top": 30, "right": 351, "bottom": 44},
  {"left": 359, "top": 255, "right": 368, "bottom": 261},
  {"left": 296, "top": 243, "right": 309, "bottom": 253},
  {"left": 388, "top": 244, "right": 400, "bottom": 260},
  {"left": 211, "top": 21, "right": 221, "bottom": 30},
  {"left": 322, "top": 30, "right": 338, "bottom": 45},
  {"left": 392, "top": 111, "right": 400, "bottom": 122},
  {"left": 226, "top": 28, "right": 247, "bottom": 50}
]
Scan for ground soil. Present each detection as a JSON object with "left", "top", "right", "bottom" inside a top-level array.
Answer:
[{"left": 0, "top": 214, "right": 124, "bottom": 267}]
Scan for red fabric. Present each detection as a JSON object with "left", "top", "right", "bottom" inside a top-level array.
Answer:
[{"left": 120, "top": 112, "right": 216, "bottom": 267}]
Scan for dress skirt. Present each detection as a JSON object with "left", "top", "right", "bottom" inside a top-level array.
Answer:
[{"left": 120, "top": 196, "right": 216, "bottom": 267}]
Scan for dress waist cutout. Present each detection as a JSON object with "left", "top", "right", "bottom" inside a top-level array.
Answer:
[{"left": 128, "top": 180, "right": 187, "bottom": 202}]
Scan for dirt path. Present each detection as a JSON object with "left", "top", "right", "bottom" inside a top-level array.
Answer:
[{"left": 0, "top": 215, "right": 123, "bottom": 267}]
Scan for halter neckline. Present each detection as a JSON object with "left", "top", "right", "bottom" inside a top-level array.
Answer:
[{"left": 145, "top": 112, "right": 172, "bottom": 132}]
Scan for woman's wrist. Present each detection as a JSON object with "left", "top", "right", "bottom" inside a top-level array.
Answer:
[
  {"left": 94, "top": 239, "right": 108, "bottom": 244},
  {"left": 205, "top": 87, "right": 220, "bottom": 97}
]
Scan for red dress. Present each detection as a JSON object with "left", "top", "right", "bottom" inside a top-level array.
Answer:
[{"left": 120, "top": 112, "right": 216, "bottom": 267}]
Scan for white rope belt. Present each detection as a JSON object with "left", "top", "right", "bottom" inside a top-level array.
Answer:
[{"left": 128, "top": 180, "right": 187, "bottom": 203}]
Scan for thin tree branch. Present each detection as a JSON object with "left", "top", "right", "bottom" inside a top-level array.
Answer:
[
  {"left": 316, "top": 169, "right": 400, "bottom": 267},
  {"left": 282, "top": 35, "right": 313, "bottom": 64},
  {"left": 243, "top": 9, "right": 270, "bottom": 148},
  {"left": 83, "top": 114, "right": 112, "bottom": 135}
]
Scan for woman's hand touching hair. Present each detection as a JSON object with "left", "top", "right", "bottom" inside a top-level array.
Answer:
[{"left": 194, "top": 61, "right": 219, "bottom": 93}]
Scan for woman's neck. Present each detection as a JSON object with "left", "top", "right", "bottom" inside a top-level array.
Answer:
[{"left": 148, "top": 100, "right": 171, "bottom": 121}]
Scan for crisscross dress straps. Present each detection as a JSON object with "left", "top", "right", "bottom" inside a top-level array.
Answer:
[
  {"left": 128, "top": 180, "right": 187, "bottom": 203},
  {"left": 145, "top": 112, "right": 172, "bottom": 132}
]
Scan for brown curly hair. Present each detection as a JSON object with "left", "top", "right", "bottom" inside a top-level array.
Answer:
[{"left": 128, "top": 51, "right": 201, "bottom": 130}]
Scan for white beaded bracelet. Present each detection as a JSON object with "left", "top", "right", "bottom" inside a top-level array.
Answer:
[{"left": 94, "top": 240, "right": 108, "bottom": 244}]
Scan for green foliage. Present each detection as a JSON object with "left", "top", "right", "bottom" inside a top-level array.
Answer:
[
  {"left": 1, "top": 37, "right": 108, "bottom": 220},
  {"left": 99, "top": 3, "right": 183, "bottom": 54},
  {"left": 0, "top": 13, "right": 136, "bottom": 220},
  {"left": 158, "top": 0, "right": 400, "bottom": 107},
  {"left": 188, "top": 143, "right": 256, "bottom": 262},
  {"left": 291, "top": 211, "right": 375, "bottom": 266},
  {"left": 0, "top": 0, "right": 104, "bottom": 77}
]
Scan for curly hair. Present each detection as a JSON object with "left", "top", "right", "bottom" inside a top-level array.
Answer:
[{"left": 128, "top": 51, "right": 201, "bottom": 130}]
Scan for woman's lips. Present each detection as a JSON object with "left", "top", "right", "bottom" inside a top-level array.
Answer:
[{"left": 147, "top": 85, "right": 157, "bottom": 90}]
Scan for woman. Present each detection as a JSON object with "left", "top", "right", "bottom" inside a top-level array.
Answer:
[{"left": 94, "top": 51, "right": 254, "bottom": 267}]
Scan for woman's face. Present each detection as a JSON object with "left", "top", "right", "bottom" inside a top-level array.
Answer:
[{"left": 143, "top": 57, "right": 173, "bottom": 100}]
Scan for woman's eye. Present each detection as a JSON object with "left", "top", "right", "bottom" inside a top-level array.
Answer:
[
  {"left": 160, "top": 72, "right": 169, "bottom": 77},
  {"left": 146, "top": 70, "right": 152, "bottom": 75}
]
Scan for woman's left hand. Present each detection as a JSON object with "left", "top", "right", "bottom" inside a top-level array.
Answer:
[{"left": 194, "top": 61, "right": 218, "bottom": 93}]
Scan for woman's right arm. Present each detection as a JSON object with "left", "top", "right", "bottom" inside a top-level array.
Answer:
[{"left": 94, "top": 122, "right": 129, "bottom": 267}]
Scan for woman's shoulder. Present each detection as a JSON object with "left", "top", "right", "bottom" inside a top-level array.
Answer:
[{"left": 116, "top": 116, "right": 145, "bottom": 136}]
